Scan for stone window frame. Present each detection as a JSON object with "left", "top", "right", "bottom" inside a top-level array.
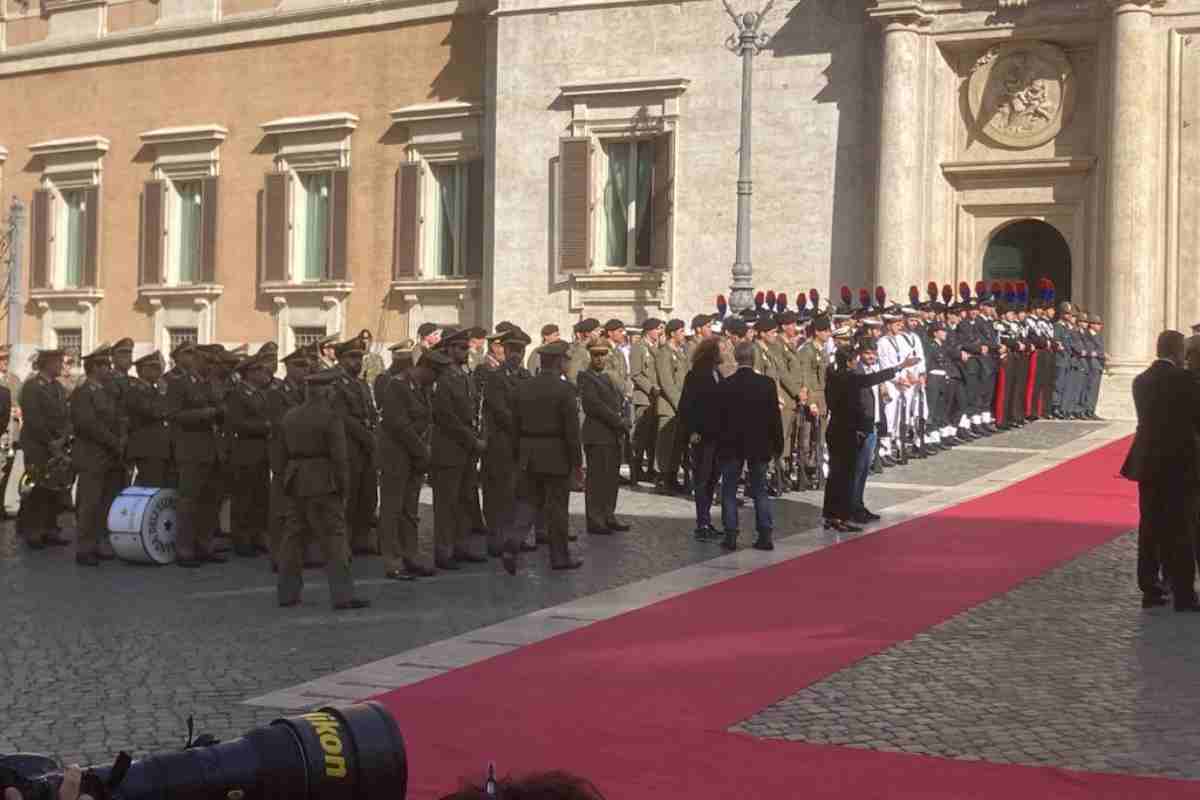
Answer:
[
  {"left": 259, "top": 113, "right": 356, "bottom": 357},
  {"left": 553, "top": 76, "right": 687, "bottom": 312},
  {"left": 388, "top": 100, "right": 485, "bottom": 311},
  {"left": 27, "top": 136, "right": 108, "bottom": 355}
]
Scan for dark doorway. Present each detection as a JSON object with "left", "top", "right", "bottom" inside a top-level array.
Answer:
[{"left": 982, "top": 220, "right": 1072, "bottom": 300}]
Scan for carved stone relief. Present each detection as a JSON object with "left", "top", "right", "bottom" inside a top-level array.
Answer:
[{"left": 968, "top": 40, "right": 1076, "bottom": 149}]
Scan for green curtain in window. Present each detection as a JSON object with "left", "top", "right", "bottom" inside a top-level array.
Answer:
[
  {"left": 634, "top": 140, "right": 655, "bottom": 267},
  {"left": 303, "top": 173, "right": 330, "bottom": 281},
  {"left": 433, "top": 165, "right": 458, "bottom": 277},
  {"left": 604, "top": 142, "right": 629, "bottom": 267},
  {"left": 178, "top": 181, "right": 203, "bottom": 284},
  {"left": 64, "top": 191, "right": 85, "bottom": 288}
]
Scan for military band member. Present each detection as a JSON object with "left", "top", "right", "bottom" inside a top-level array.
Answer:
[
  {"left": 275, "top": 368, "right": 369, "bottom": 611},
  {"left": 502, "top": 340, "right": 584, "bottom": 575},
  {"left": 224, "top": 356, "right": 274, "bottom": 557},
  {"left": 482, "top": 328, "right": 531, "bottom": 557},
  {"left": 377, "top": 341, "right": 436, "bottom": 580},
  {"left": 167, "top": 344, "right": 226, "bottom": 567},
  {"left": 654, "top": 319, "right": 689, "bottom": 494},
  {"left": 331, "top": 339, "right": 380, "bottom": 555},
  {"left": 18, "top": 349, "right": 71, "bottom": 549},
  {"left": 126, "top": 351, "right": 172, "bottom": 488},
  {"left": 429, "top": 330, "right": 487, "bottom": 569},
  {"left": 69, "top": 345, "right": 124, "bottom": 566},
  {"left": 357, "top": 329, "right": 386, "bottom": 391},
  {"left": 628, "top": 319, "right": 662, "bottom": 485},
  {"left": 580, "top": 340, "right": 631, "bottom": 535}
]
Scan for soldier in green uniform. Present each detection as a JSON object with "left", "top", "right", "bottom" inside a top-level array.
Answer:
[
  {"left": 18, "top": 349, "right": 70, "bottom": 549},
  {"left": 225, "top": 355, "right": 274, "bottom": 557},
  {"left": 525, "top": 323, "right": 561, "bottom": 376},
  {"left": 108, "top": 338, "right": 135, "bottom": 486},
  {"left": 265, "top": 348, "right": 311, "bottom": 568},
  {"left": 125, "top": 351, "right": 172, "bottom": 488},
  {"left": 482, "top": 328, "right": 533, "bottom": 557},
  {"left": 429, "top": 330, "right": 487, "bottom": 569},
  {"left": 601, "top": 319, "right": 631, "bottom": 404},
  {"left": 411, "top": 323, "right": 442, "bottom": 367},
  {"left": 753, "top": 318, "right": 792, "bottom": 494},
  {"left": 629, "top": 318, "right": 662, "bottom": 484},
  {"left": 566, "top": 319, "right": 599, "bottom": 386},
  {"left": 275, "top": 367, "right": 369, "bottom": 611},
  {"left": 377, "top": 341, "right": 437, "bottom": 580},
  {"left": 502, "top": 340, "right": 584, "bottom": 575},
  {"left": 653, "top": 319, "right": 689, "bottom": 494},
  {"left": 356, "top": 329, "right": 386, "bottom": 392},
  {"left": 330, "top": 339, "right": 379, "bottom": 556},
  {"left": 167, "top": 344, "right": 226, "bottom": 566},
  {"left": 317, "top": 335, "right": 339, "bottom": 370},
  {"left": 794, "top": 315, "right": 832, "bottom": 489},
  {"left": 69, "top": 345, "right": 125, "bottom": 566},
  {"left": 580, "top": 340, "right": 631, "bottom": 535}
]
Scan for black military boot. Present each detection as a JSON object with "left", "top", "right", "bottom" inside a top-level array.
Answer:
[{"left": 721, "top": 530, "right": 738, "bottom": 551}]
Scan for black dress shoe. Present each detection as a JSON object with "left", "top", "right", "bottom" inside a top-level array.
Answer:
[
  {"left": 1142, "top": 593, "right": 1168, "bottom": 609},
  {"left": 551, "top": 559, "right": 584, "bottom": 570},
  {"left": 567, "top": 533, "right": 579, "bottom": 542},
  {"left": 176, "top": 558, "right": 202, "bottom": 568},
  {"left": 334, "top": 599, "right": 372, "bottom": 611},
  {"left": 385, "top": 569, "right": 417, "bottom": 581},
  {"left": 881, "top": 455, "right": 897, "bottom": 468},
  {"left": 752, "top": 534, "right": 774, "bottom": 551},
  {"left": 454, "top": 551, "right": 488, "bottom": 564},
  {"left": 721, "top": 531, "right": 738, "bottom": 551},
  {"left": 403, "top": 560, "right": 437, "bottom": 577},
  {"left": 694, "top": 525, "right": 719, "bottom": 541},
  {"left": 850, "top": 513, "right": 874, "bottom": 525},
  {"left": 75, "top": 553, "right": 100, "bottom": 566},
  {"left": 587, "top": 527, "right": 614, "bottom": 536},
  {"left": 487, "top": 545, "right": 504, "bottom": 558},
  {"left": 607, "top": 520, "right": 631, "bottom": 532},
  {"left": 279, "top": 599, "right": 300, "bottom": 608},
  {"left": 435, "top": 558, "right": 461, "bottom": 571},
  {"left": 519, "top": 542, "right": 539, "bottom": 553}
]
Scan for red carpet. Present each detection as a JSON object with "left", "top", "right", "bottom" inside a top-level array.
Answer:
[{"left": 374, "top": 437, "right": 1190, "bottom": 799}]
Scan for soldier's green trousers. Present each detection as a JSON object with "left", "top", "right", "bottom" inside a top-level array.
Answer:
[
  {"left": 379, "top": 454, "right": 424, "bottom": 572},
  {"left": 508, "top": 472, "right": 572, "bottom": 567},
  {"left": 277, "top": 493, "right": 355, "bottom": 608},
  {"left": 76, "top": 468, "right": 122, "bottom": 558},
  {"left": 584, "top": 442, "right": 620, "bottom": 530}
]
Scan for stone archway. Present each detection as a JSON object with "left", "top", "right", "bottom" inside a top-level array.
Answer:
[{"left": 982, "top": 219, "right": 1073, "bottom": 301}]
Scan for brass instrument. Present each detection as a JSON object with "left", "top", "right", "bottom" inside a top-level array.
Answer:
[{"left": 19, "top": 440, "right": 75, "bottom": 498}]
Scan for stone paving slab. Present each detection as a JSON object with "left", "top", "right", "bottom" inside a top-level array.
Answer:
[
  {"left": 734, "top": 534, "right": 1200, "bottom": 781},
  {"left": 0, "top": 421, "right": 1123, "bottom": 766}
]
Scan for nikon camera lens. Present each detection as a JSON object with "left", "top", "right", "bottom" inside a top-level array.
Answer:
[{"left": 0, "top": 702, "right": 407, "bottom": 800}]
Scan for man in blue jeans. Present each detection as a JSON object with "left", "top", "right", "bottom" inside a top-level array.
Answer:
[{"left": 715, "top": 342, "right": 784, "bottom": 551}]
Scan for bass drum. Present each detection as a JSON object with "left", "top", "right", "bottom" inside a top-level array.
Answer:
[{"left": 107, "top": 487, "right": 179, "bottom": 565}]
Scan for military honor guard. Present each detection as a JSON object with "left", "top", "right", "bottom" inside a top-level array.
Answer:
[
  {"left": 69, "top": 345, "right": 125, "bottom": 566},
  {"left": 125, "top": 351, "right": 172, "bottom": 488},
  {"left": 18, "top": 349, "right": 71, "bottom": 549},
  {"left": 579, "top": 339, "right": 631, "bottom": 536},
  {"left": 167, "top": 343, "right": 226, "bottom": 567},
  {"left": 330, "top": 339, "right": 380, "bottom": 556}
]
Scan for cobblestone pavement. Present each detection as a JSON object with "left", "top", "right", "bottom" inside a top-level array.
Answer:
[
  {"left": 734, "top": 533, "right": 1200, "bottom": 780},
  {"left": 0, "top": 421, "right": 1112, "bottom": 767}
]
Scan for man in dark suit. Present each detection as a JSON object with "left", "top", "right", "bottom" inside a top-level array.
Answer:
[
  {"left": 579, "top": 340, "right": 631, "bottom": 536},
  {"left": 715, "top": 341, "right": 784, "bottom": 552},
  {"left": 1120, "top": 330, "right": 1200, "bottom": 611},
  {"left": 504, "top": 340, "right": 584, "bottom": 574}
]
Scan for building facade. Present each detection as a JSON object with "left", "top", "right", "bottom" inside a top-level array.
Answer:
[{"left": 0, "top": 0, "right": 1193, "bottom": 415}]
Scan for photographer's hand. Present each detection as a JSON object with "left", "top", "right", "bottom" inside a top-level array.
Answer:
[{"left": 4, "top": 766, "right": 91, "bottom": 800}]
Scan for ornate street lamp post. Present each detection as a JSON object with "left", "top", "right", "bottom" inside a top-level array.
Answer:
[{"left": 722, "top": 0, "right": 774, "bottom": 315}]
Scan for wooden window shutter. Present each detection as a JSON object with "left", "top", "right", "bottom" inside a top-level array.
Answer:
[
  {"left": 200, "top": 176, "right": 219, "bottom": 284},
  {"left": 140, "top": 180, "right": 165, "bottom": 286},
  {"left": 651, "top": 130, "right": 675, "bottom": 270},
  {"left": 82, "top": 185, "right": 101, "bottom": 288},
  {"left": 262, "top": 172, "right": 289, "bottom": 283},
  {"left": 30, "top": 189, "right": 52, "bottom": 290},
  {"left": 464, "top": 159, "right": 484, "bottom": 277},
  {"left": 328, "top": 168, "right": 349, "bottom": 281},
  {"left": 392, "top": 162, "right": 421, "bottom": 279},
  {"left": 558, "top": 137, "right": 592, "bottom": 272}
]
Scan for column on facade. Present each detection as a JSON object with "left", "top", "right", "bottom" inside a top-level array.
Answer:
[
  {"left": 873, "top": 15, "right": 928, "bottom": 295},
  {"left": 1103, "top": 1, "right": 1162, "bottom": 368}
]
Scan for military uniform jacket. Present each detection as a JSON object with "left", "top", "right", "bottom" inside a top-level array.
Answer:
[
  {"left": 277, "top": 403, "right": 349, "bottom": 498},
  {"left": 579, "top": 368, "right": 626, "bottom": 447},
  {"left": 167, "top": 371, "right": 220, "bottom": 464},
  {"left": 431, "top": 366, "right": 478, "bottom": 467},
  {"left": 654, "top": 344, "right": 688, "bottom": 417},
  {"left": 955, "top": 319, "right": 987, "bottom": 357},
  {"left": 513, "top": 372, "right": 583, "bottom": 476},
  {"left": 70, "top": 378, "right": 123, "bottom": 473},
  {"left": 378, "top": 373, "right": 433, "bottom": 467},
  {"left": 566, "top": 342, "right": 590, "bottom": 386},
  {"left": 108, "top": 372, "right": 132, "bottom": 436},
  {"left": 373, "top": 366, "right": 403, "bottom": 404},
  {"left": 484, "top": 364, "right": 524, "bottom": 464},
  {"left": 125, "top": 377, "right": 170, "bottom": 461},
  {"left": 775, "top": 341, "right": 805, "bottom": 405},
  {"left": 330, "top": 370, "right": 377, "bottom": 457},
  {"left": 225, "top": 382, "right": 272, "bottom": 465},
  {"left": 793, "top": 340, "right": 829, "bottom": 413},
  {"left": 604, "top": 347, "right": 631, "bottom": 400},
  {"left": 630, "top": 341, "right": 659, "bottom": 408},
  {"left": 19, "top": 374, "right": 69, "bottom": 469}
]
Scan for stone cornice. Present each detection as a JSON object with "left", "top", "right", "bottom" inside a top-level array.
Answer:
[
  {"left": 139, "top": 125, "right": 229, "bottom": 147},
  {"left": 941, "top": 156, "right": 1097, "bottom": 185},
  {"left": 389, "top": 100, "right": 483, "bottom": 125},
  {"left": 261, "top": 113, "right": 359, "bottom": 137},
  {"left": 560, "top": 76, "right": 690, "bottom": 99},
  {"left": 29, "top": 135, "right": 109, "bottom": 157},
  {"left": 868, "top": 0, "right": 930, "bottom": 23}
]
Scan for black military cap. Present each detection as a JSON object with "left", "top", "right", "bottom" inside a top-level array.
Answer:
[
  {"left": 82, "top": 343, "right": 113, "bottom": 362},
  {"left": 756, "top": 317, "right": 779, "bottom": 333},
  {"left": 502, "top": 328, "right": 533, "bottom": 347},
  {"left": 419, "top": 350, "right": 453, "bottom": 369},
  {"left": 641, "top": 318, "right": 664, "bottom": 333},
  {"left": 438, "top": 327, "right": 471, "bottom": 348},
  {"left": 335, "top": 340, "right": 365, "bottom": 358},
  {"left": 777, "top": 311, "right": 798, "bottom": 325},
  {"left": 468, "top": 326, "right": 488, "bottom": 340},
  {"left": 282, "top": 348, "right": 311, "bottom": 365},
  {"left": 812, "top": 315, "right": 832, "bottom": 332},
  {"left": 723, "top": 318, "right": 748, "bottom": 337},
  {"left": 417, "top": 322, "right": 442, "bottom": 338},
  {"left": 573, "top": 318, "right": 600, "bottom": 334},
  {"left": 541, "top": 323, "right": 560, "bottom": 337},
  {"left": 928, "top": 322, "right": 946, "bottom": 334},
  {"left": 539, "top": 340, "right": 571, "bottom": 358},
  {"left": 112, "top": 337, "right": 134, "bottom": 353},
  {"left": 305, "top": 367, "right": 344, "bottom": 385},
  {"left": 134, "top": 350, "right": 164, "bottom": 367},
  {"left": 235, "top": 355, "right": 271, "bottom": 375},
  {"left": 690, "top": 314, "right": 711, "bottom": 331},
  {"left": 604, "top": 318, "right": 626, "bottom": 332},
  {"left": 256, "top": 341, "right": 280, "bottom": 357},
  {"left": 665, "top": 319, "right": 685, "bottom": 335},
  {"left": 388, "top": 339, "right": 417, "bottom": 363}
]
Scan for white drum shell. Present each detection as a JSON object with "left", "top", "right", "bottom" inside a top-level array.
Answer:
[{"left": 107, "top": 487, "right": 179, "bottom": 565}]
